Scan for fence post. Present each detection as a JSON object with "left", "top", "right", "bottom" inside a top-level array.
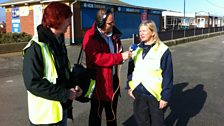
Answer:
[
  {"left": 194, "top": 27, "right": 196, "bottom": 36},
  {"left": 184, "top": 29, "right": 186, "bottom": 37},
  {"left": 202, "top": 28, "right": 203, "bottom": 35},
  {"left": 133, "top": 34, "right": 140, "bottom": 44},
  {"left": 171, "top": 30, "right": 174, "bottom": 40}
]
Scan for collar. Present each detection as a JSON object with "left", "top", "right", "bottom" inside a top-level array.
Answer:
[
  {"left": 37, "top": 24, "right": 64, "bottom": 45},
  {"left": 97, "top": 27, "right": 113, "bottom": 38},
  {"left": 138, "top": 41, "right": 156, "bottom": 49}
]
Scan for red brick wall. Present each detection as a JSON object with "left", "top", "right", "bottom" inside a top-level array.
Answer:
[
  {"left": 20, "top": 10, "right": 34, "bottom": 35},
  {"left": 4, "top": 3, "right": 73, "bottom": 43},
  {"left": 5, "top": 7, "right": 12, "bottom": 33},
  {"left": 5, "top": 6, "right": 34, "bottom": 35}
]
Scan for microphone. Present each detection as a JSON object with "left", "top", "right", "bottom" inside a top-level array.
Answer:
[
  {"left": 129, "top": 43, "right": 137, "bottom": 52},
  {"left": 130, "top": 34, "right": 140, "bottom": 52}
]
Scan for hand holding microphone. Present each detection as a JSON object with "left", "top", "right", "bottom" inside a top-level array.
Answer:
[
  {"left": 121, "top": 43, "right": 138, "bottom": 61},
  {"left": 121, "top": 51, "right": 132, "bottom": 61}
]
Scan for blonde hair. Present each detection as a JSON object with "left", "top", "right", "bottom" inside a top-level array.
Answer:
[{"left": 139, "top": 20, "right": 161, "bottom": 43}]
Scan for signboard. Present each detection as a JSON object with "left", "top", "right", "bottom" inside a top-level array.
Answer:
[
  {"left": 82, "top": 2, "right": 110, "bottom": 9},
  {"left": 11, "top": 7, "right": 20, "bottom": 33},
  {"left": 117, "top": 6, "right": 142, "bottom": 13},
  {"left": 19, "top": 6, "right": 29, "bottom": 16},
  {"left": 141, "top": 9, "right": 148, "bottom": 22},
  {"left": 149, "top": 10, "right": 162, "bottom": 15}
]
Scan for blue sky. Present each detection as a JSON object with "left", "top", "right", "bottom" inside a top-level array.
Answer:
[
  {"left": 0, "top": 7, "right": 6, "bottom": 22},
  {"left": 0, "top": 0, "right": 8, "bottom": 22},
  {"left": 0, "top": 0, "right": 224, "bottom": 22},
  {"left": 121, "top": 0, "right": 224, "bottom": 16}
]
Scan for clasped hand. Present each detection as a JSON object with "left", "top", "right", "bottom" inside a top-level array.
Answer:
[{"left": 69, "top": 85, "right": 83, "bottom": 100}]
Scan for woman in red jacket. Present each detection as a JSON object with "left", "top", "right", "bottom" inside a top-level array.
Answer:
[{"left": 82, "top": 8, "right": 131, "bottom": 126}]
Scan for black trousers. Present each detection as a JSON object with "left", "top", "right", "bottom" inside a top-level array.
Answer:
[
  {"left": 133, "top": 91, "right": 164, "bottom": 126},
  {"left": 89, "top": 96, "right": 118, "bottom": 126}
]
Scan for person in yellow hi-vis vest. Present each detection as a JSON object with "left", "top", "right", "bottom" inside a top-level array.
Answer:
[
  {"left": 23, "top": 2, "right": 82, "bottom": 126},
  {"left": 127, "top": 20, "right": 173, "bottom": 126}
]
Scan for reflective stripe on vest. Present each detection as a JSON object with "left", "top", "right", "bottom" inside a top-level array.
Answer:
[
  {"left": 129, "top": 42, "right": 168, "bottom": 101},
  {"left": 24, "top": 37, "right": 63, "bottom": 124},
  {"left": 84, "top": 79, "right": 96, "bottom": 98}
]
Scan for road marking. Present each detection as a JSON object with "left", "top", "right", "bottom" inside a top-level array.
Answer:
[
  {"left": 6, "top": 80, "right": 14, "bottom": 83},
  {"left": 222, "top": 41, "right": 224, "bottom": 44}
]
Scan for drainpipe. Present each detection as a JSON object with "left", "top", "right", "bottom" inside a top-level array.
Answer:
[{"left": 71, "top": 0, "right": 78, "bottom": 45}]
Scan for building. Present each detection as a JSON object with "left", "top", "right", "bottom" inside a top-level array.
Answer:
[
  {"left": 162, "top": 10, "right": 196, "bottom": 30},
  {"left": 195, "top": 11, "right": 223, "bottom": 28},
  {"left": 0, "top": 0, "right": 163, "bottom": 44}
]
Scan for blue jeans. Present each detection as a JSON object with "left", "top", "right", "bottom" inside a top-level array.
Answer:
[{"left": 58, "top": 109, "right": 68, "bottom": 126}]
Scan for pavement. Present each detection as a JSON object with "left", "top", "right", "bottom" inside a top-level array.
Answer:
[{"left": 1, "top": 35, "right": 224, "bottom": 126}]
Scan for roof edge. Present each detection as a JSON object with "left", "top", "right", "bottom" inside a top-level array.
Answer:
[
  {"left": 0, "top": 0, "right": 165, "bottom": 11},
  {"left": 0, "top": 0, "right": 40, "bottom": 7},
  {"left": 80, "top": 0, "right": 165, "bottom": 11}
]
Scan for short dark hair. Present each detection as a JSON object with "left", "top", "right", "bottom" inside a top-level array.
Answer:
[
  {"left": 42, "top": 2, "right": 72, "bottom": 29},
  {"left": 96, "top": 8, "right": 112, "bottom": 28}
]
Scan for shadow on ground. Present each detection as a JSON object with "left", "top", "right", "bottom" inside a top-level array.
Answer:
[
  {"left": 122, "top": 82, "right": 207, "bottom": 126},
  {"left": 122, "top": 115, "right": 137, "bottom": 126},
  {"left": 165, "top": 82, "right": 207, "bottom": 126}
]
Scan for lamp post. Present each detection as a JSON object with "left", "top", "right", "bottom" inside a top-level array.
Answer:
[
  {"left": 184, "top": 0, "right": 186, "bottom": 24},
  {"left": 184, "top": 0, "right": 185, "bottom": 18}
]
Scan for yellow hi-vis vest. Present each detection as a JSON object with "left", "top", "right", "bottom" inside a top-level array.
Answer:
[
  {"left": 129, "top": 42, "right": 168, "bottom": 101},
  {"left": 23, "top": 35, "right": 63, "bottom": 124}
]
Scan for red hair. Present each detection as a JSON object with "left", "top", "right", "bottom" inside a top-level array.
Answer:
[{"left": 42, "top": 2, "right": 72, "bottom": 29}]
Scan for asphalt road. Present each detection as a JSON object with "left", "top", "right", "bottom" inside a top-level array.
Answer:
[{"left": 1, "top": 35, "right": 224, "bottom": 126}]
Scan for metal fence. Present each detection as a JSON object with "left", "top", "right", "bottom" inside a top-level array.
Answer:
[{"left": 158, "top": 27, "right": 224, "bottom": 41}]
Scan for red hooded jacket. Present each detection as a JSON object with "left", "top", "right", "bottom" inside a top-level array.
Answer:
[{"left": 82, "top": 22, "right": 123, "bottom": 101}]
